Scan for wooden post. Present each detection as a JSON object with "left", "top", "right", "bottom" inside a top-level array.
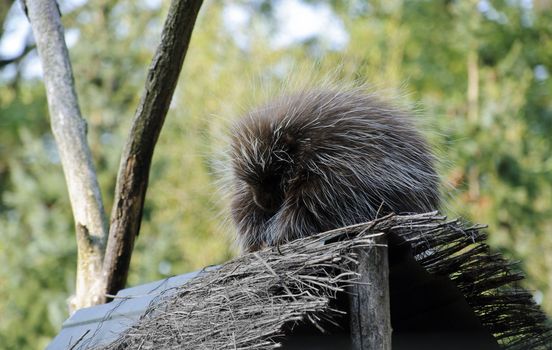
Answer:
[{"left": 350, "top": 234, "right": 391, "bottom": 350}]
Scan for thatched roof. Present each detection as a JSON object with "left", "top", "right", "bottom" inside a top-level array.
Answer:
[{"left": 92, "top": 213, "right": 551, "bottom": 350}]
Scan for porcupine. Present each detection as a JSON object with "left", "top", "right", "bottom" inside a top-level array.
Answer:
[{"left": 227, "top": 88, "right": 440, "bottom": 252}]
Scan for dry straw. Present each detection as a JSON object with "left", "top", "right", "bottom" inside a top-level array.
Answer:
[{"left": 98, "top": 213, "right": 551, "bottom": 350}]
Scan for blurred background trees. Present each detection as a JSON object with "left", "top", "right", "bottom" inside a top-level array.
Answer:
[{"left": 0, "top": 0, "right": 550, "bottom": 348}]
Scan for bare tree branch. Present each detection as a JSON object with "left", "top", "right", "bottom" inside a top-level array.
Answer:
[
  {"left": 23, "top": 0, "right": 108, "bottom": 311},
  {"left": 101, "top": 0, "right": 204, "bottom": 299},
  {"left": 0, "top": 42, "right": 34, "bottom": 68},
  {"left": 0, "top": 0, "right": 16, "bottom": 37}
]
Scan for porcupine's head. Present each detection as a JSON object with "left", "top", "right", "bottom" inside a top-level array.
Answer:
[{"left": 228, "top": 88, "right": 440, "bottom": 252}]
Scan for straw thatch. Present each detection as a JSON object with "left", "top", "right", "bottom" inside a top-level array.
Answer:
[{"left": 98, "top": 212, "right": 551, "bottom": 350}]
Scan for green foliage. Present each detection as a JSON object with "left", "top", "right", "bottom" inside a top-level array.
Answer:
[{"left": 0, "top": 0, "right": 551, "bottom": 348}]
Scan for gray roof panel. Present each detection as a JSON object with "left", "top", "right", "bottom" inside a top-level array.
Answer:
[{"left": 47, "top": 271, "right": 203, "bottom": 350}]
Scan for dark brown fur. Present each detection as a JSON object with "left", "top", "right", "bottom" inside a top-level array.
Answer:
[{"left": 227, "top": 89, "right": 440, "bottom": 252}]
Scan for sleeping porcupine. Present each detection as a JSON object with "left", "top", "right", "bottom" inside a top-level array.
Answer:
[{"left": 228, "top": 88, "right": 440, "bottom": 252}]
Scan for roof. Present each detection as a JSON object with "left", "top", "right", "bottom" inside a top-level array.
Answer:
[
  {"left": 47, "top": 213, "right": 552, "bottom": 350},
  {"left": 47, "top": 271, "right": 203, "bottom": 350}
]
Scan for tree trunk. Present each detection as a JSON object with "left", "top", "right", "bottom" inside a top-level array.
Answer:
[
  {"left": 24, "top": 0, "right": 108, "bottom": 312},
  {"left": 26, "top": 0, "right": 204, "bottom": 309},
  {"left": 101, "top": 0, "right": 203, "bottom": 300}
]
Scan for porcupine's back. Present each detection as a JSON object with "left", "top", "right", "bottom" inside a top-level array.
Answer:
[{"left": 228, "top": 88, "right": 440, "bottom": 252}]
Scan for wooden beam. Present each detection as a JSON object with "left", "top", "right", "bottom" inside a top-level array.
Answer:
[{"left": 349, "top": 234, "right": 391, "bottom": 350}]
